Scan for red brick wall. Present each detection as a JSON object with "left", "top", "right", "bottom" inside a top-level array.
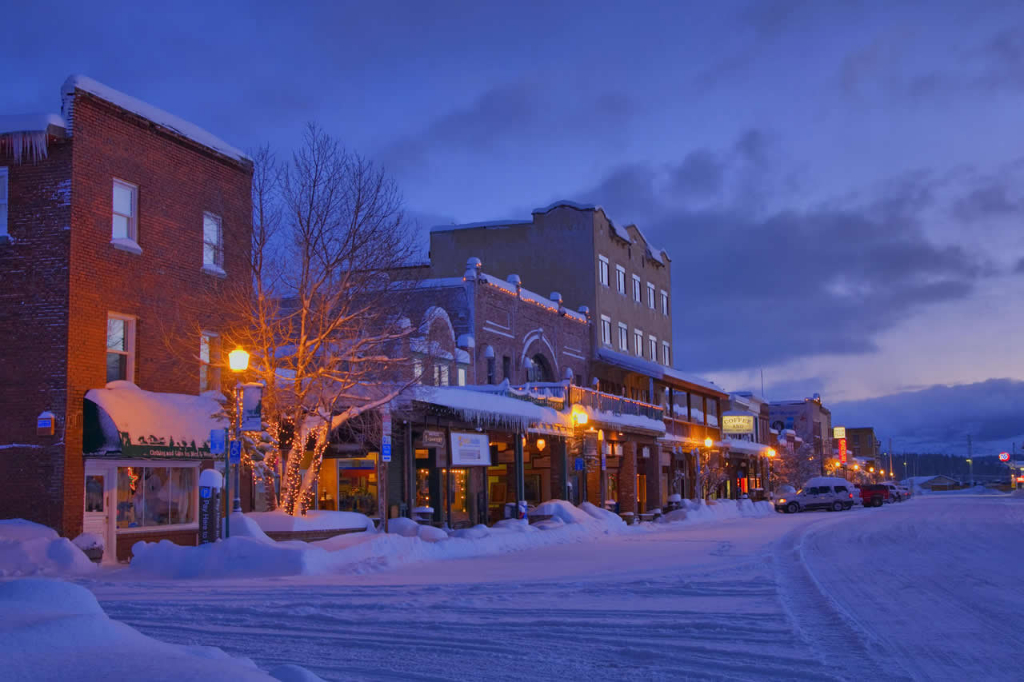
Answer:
[
  {"left": 116, "top": 528, "right": 197, "bottom": 562},
  {"left": 0, "top": 137, "right": 73, "bottom": 530}
]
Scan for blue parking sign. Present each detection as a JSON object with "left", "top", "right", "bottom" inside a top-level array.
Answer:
[
  {"left": 574, "top": 457, "right": 585, "bottom": 471},
  {"left": 229, "top": 440, "right": 241, "bottom": 464},
  {"left": 210, "top": 429, "right": 226, "bottom": 455}
]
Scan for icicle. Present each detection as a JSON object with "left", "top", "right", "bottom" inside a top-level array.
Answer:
[{"left": 1, "top": 131, "right": 49, "bottom": 164}]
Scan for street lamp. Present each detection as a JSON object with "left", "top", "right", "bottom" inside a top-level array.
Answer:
[
  {"left": 966, "top": 458, "right": 973, "bottom": 487},
  {"left": 704, "top": 437, "right": 713, "bottom": 448},
  {"left": 229, "top": 348, "right": 249, "bottom": 518}
]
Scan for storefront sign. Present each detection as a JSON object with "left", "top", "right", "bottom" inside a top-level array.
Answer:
[
  {"left": 450, "top": 431, "right": 491, "bottom": 466},
  {"left": 722, "top": 415, "right": 755, "bottom": 434},
  {"left": 422, "top": 430, "right": 445, "bottom": 447},
  {"left": 838, "top": 438, "right": 847, "bottom": 463},
  {"left": 833, "top": 426, "right": 846, "bottom": 439},
  {"left": 241, "top": 383, "right": 263, "bottom": 431}
]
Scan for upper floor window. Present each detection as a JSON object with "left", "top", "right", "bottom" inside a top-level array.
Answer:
[
  {"left": 660, "top": 290, "right": 669, "bottom": 316},
  {"left": 662, "top": 340, "right": 670, "bottom": 366},
  {"left": 646, "top": 282, "right": 656, "bottom": 309},
  {"left": 106, "top": 313, "right": 136, "bottom": 383},
  {"left": 648, "top": 335, "right": 657, "bottom": 361},
  {"left": 112, "top": 180, "right": 138, "bottom": 243},
  {"left": 0, "top": 167, "right": 8, "bottom": 237},
  {"left": 199, "top": 332, "right": 220, "bottom": 392},
  {"left": 615, "top": 265, "right": 626, "bottom": 294},
  {"left": 457, "top": 366, "right": 468, "bottom": 387},
  {"left": 203, "top": 212, "right": 224, "bottom": 273},
  {"left": 600, "top": 315, "right": 612, "bottom": 346},
  {"left": 633, "top": 328, "right": 643, "bottom": 356},
  {"left": 433, "top": 362, "right": 450, "bottom": 386},
  {"left": 598, "top": 255, "right": 609, "bottom": 287},
  {"left": 618, "top": 322, "right": 628, "bottom": 351},
  {"left": 632, "top": 274, "right": 641, "bottom": 302}
]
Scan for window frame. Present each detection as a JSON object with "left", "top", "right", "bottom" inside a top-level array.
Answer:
[
  {"left": 662, "top": 340, "right": 671, "bottom": 366},
  {"left": 106, "top": 312, "right": 137, "bottom": 384},
  {"left": 632, "top": 274, "right": 641, "bottom": 302},
  {"left": 111, "top": 179, "right": 140, "bottom": 249},
  {"left": 615, "top": 265, "right": 626, "bottom": 294},
  {"left": 660, "top": 289, "right": 669, "bottom": 316},
  {"left": 618, "top": 322, "right": 628, "bottom": 351},
  {"left": 646, "top": 282, "right": 656, "bottom": 309},
  {"left": 600, "top": 315, "right": 612, "bottom": 346},
  {"left": 199, "top": 331, "right": 220, "bottom": 392},
  {"left": 598, "top": 255, "right": 610, "bottom": 287},
  {"left": 202, "top": 211, "right": 225, "bottom": 275},
  {"left": 649, "top": 334, "right": 657, "bottom": 361},
  {"left": 633, "top": 328, "right": 643, "bottom": 356},
  {"left": 0, "top": 166, "right": 8, "bottom": 238}
]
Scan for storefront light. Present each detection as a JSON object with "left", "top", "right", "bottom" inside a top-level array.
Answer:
[
  {"left": 228, "top": 348, "right": 250, "bottom": 372},
  {"left": 536, "top": 438, "right": 546, "bottom": 452}
]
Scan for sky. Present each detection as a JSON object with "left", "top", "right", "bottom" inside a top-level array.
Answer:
[{"left": 5, "top": 0, "right": 1024, "bottom": 456}]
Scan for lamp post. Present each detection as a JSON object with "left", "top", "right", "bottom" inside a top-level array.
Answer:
[
  {"left": 966, "top": 458, "right": 973, "bottom": 487},
  {"left": 766, "top": 448, "right": 776, "bottom": 496},
  {"left": 703, "top": 437, "right": 713, "bottom": 500},
  {"left": 228, "top": 348, "right": 250, "bottom": 520}
]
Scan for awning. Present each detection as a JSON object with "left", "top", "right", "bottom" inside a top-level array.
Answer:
[
  {"left": 83, "top": 381, "right": 227, "bottom": 459},
  {"left": 407, "top": 385, "right": 572, "bottom": 435}
]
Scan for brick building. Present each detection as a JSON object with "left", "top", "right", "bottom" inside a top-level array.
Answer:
[{"left": 0, "top": 76, "right": 252, "bottom": 559}]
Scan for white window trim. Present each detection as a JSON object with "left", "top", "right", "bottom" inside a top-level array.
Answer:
[
  {"left": 660, "top": 289, "right": 669, "bottom": 316},
  {"left": 647, "top": 282, "right": 656, "bottom": 309},
  {"left": 0, "top": 166, "right": 8, "bottom": 238},
  {"left": 632, "top": 274, "right": 641, "bottom": 302},
  {"left": 203, "top": 211, "right": 225, "bottom": 274},
  {"left": 649, "top": 335, "right": 657, "bottom": 361},
  {"left": 615, "top": 265, "right": 626, "bottom": 294},
  {"left": 662, "top": 340, "right": 671, "bottom": 366},
  {"left": 200, "top": 330, "right": 220, "bottom": 392},
  {"left": 617, "top": 322, "right": 628, "bottom": 351},
  {"left": 598, "top": 255, "right": 610, "bottom": 287},
  {"left": 107, "top": 312, "right": 137, "bottom": 384},
  {"left": 600, "top": 315, "right": 612, "bottom": 345},
  {"left": 111, "top": 178, "right": 141, "bottom": 253},
  {"left": 633, "top": 328, "right": 643, "bottom": 356}
]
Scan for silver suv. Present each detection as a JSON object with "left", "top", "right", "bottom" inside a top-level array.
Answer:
[{"left": 775, "top": 478, "right": 856, "bottom": 513}]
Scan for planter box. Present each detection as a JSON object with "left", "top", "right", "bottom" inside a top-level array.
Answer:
[{"left": 263, "top": 527, "right": 367, "bottom": 543}]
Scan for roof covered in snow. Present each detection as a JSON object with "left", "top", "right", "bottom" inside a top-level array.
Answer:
[
  {"left": 62, "top": 75, "right": 250, "bottom": 163},
  {"left": 595, "top": 348, "right": 725, "bottom": 397},
  {"left": 429, "top": 218, "right": 532, "bottom": 233}
]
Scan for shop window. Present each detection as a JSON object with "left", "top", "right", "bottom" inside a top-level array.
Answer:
[
  {"left": 116, "top": 466, "right": 196, "bottom": 528},
  {"left": 416, "top": 468, "right": 431, "bottom": 508},
  {"left": 606, "top": 472, "right": 618, "bottom": 502},
  {"left": 106, "top": 314, "right": 136, "bottom": 383},
  {"left": 337, "top": 454, "right": 379, "bottom": 515}
]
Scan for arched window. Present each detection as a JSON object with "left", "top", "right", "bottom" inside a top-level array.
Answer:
[{"left": 526, "top": 353, "right": 554, "bottom": 383}]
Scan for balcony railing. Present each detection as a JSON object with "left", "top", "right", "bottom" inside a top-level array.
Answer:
[{"left": 568, "top": 385, "right": 664, "bottom": 421}]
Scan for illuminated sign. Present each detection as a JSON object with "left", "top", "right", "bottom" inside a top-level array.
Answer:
[
  {"left": 833, "top": 426, "right": 846, "bottom": 439},
  {"left": 722, "top": 415, "right": 755, "bottom": 434},
  {"left": 838, "top": 438, "right": 847, "bottom": 463}
]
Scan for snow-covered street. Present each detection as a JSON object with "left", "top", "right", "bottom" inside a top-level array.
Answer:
[{"left": 76, "top": 494, "right": 1024, "bottom": 681}]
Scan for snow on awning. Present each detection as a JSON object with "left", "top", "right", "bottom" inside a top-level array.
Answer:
[
  {"left": 723, "top": 438, "right": 771, "bottom": 456},
  {"left": 83, "top": 382, "right": 227, "bottom": 459},
  {"left": 409, "top": 385, "right": 571, "bottom": 433}
]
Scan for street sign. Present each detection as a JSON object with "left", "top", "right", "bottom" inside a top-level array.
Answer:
[
  {"left": 998, "top": 452, "right": 1010, "bottom": 462},
  {"left": 381, "top": 407, "right": 392, "bottom": 462},
  {"left": 229, "top": 440, "right": 241, "bottom": 464},
  {"left": 210, "top": 429, "right": 226, "bottom": 455},
  {"left": 382, "top": 435, "right": 392, "bottom": 463},
  {"left": 574, "top": 457, "right": 584, "bottom": 471}
]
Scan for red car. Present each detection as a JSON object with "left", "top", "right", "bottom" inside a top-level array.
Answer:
[{"left": 857, "top": 484, "right": 890, "bottom": 507}]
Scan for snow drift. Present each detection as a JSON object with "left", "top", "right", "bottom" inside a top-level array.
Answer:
[
  {"left": 0, "top": 519, "right": 96, "bottom": 577},
  {"left": 0, "top": 578, "right": 323, "bottom": 681}
]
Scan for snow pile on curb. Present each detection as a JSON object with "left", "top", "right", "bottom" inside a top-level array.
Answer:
[
  {"left": 658, "top": 499, "right": 775, "bottom": 525},
  {"left": 0, "top": 578, "right": 324, "bottom": 681},
  {"left": 0, "top": 520, "right": 96, "bottom": 577},
  {"left": 247, "top": 510, "right": 375, "bottom": 533}
]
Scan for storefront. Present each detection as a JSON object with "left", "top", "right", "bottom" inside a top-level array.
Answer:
[{"left": 82, "top": 383, "right": 224, "bottom": 562}]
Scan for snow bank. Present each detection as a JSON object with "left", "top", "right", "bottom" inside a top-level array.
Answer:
[
  {"left": 0, "top": 519, "right": 96, "bottom": 577},
  {"left": 657, "top": 499, "right": 774, "bottom": 525},
  {"left": 247, "top": 510, "right": 375, "bottom": 533},
  {"left": 0, "top": 579, "right": 323, "bottom": 681}
]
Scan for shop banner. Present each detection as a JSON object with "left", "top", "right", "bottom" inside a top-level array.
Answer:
[
  {"left": 241, "top": 383, "right": 263, "bottom": 431},
  {"left": 450, "top": 431, "right": 491, "bottom": 466}
]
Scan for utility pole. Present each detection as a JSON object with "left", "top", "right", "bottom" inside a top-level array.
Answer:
[
  {"left": 888, "top": 437, "right": 893, "bottom": 479},
  {"left": 967, "top": 434, "right": 973, "bottom": 486}
]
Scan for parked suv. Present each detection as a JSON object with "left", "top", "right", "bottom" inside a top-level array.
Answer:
[
  {"left": 859, "top": 483, "right": 890, "bottom": 507},
  {"left": 881, "top": 482, "right": 903, "bottom": 502},
  {"left": 775, "top": 477, "right": 856, "bottom": 513}
]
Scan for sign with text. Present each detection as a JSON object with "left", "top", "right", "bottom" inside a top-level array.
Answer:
[
  {"left": 450, "top": 431, "right": 491, "bottom": 466},
  {"left": 838, "top": 438, "right": 847, "bottom": 463},
  {"left": 722, "top": 415, "right": 755, "bottom": 434},
  {"left": 229, "top": 439, "right": 241, "bottom": 464},
  {"left": 381, "top": 407, "right": 392, "bottom": 463},
  {"left": 998, "top": 451, "right": 1010, "bottom": 462},
  {"left": 210, "top": 428, "right": 226, "bottom": 455},
  {"left": 422, "top": 430, "right": 446, "bottom": 448},
  {"left": 240, "top": 383, "right": 264, "bottom": 431},
  {"left": 833, "top": 426, "right": 846, "bottom": 439}
]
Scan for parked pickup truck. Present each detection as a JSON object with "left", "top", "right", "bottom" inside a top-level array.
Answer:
[{"left": 858, "top": 484, "right": 890, "bottom": 507}]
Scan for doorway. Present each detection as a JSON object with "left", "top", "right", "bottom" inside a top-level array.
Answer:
[{"left": 83, "top": 462, "right": 116, "bottom": 564}]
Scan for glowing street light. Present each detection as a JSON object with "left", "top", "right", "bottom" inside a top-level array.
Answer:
[
  {"left": 228, "top": 348, "right": 250, "bottom": 372},
  {"left": 704, "top": 437, "right": 714, "bottom": 448}
]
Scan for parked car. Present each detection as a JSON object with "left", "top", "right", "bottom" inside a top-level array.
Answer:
[
  {"left": 859, "top": 483, "right": 890, "bottom": 507},
  {"left": 775, "top": 477, "right": 856, "bottom": 513},
  {"left": 881, "top": 482, "right": 903, "bottom": 502}
]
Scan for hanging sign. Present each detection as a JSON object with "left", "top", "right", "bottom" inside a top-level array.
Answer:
[
  {"left": 833, "top": 426, "right": 846, "bottom": 439},
  {"left": 229, "top": 440, "right": 241, "bottom": 464},
  {"left": 838, "top": 438, "right": 847, "bottom": 463},
  {"left": 422, "top": 430, "right": 445, "bottom": 447},
  {"left": 381, "top": 407, "right": 392, "bottom": 463},
  {"left": 450, "top": 431, "right": 491, "bottom": 466},
  {"left": 240, "top": 383, "right": 263, "bottom": 431},
  {"left": 722, "top": 415, "right": 755, "bottom": 434}
]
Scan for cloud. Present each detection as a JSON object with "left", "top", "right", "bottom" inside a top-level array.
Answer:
[
  {"left": 951, "top": 177, "right": 1022, "bottom": 222},
  {"left": 832, "top": 378, "right": 1024, "bottom": 454},
  {"left": 564, "top": 131, "right": 986, "bottom": 371}
]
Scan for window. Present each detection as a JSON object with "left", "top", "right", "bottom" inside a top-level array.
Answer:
[
  {"left": 433, "top": 363, "right": 450, "bottom": 386},
  {"left": 502, "top": 356, "right": 512, "bottom": 380},
  {"left": 202, "top": 212, "right": 224, "bottom": 272},
  {"left": 457, "top": 366, "right": 467, "bottom": 387},
  {"left": 413, "top": 358, "right": 424, "bottom": 383},
  {"left": 647, "top": 282, "right": 656, "bottom": 309},
  {"left": 486, "top": 356, "right": 496, "bottom": 385},
  {"left": 116, "top": 465, "right": 196, "bottom": 528},
  {"left": 632, "top": 274, "right": 641, "bottom": 302},
  {"left": 660, "top": 290, "right": 669, "bottom": 316},
  {"left": 0, "top": 167, "right": 8, "bottom": 237},
  {"left": 689, "top": 393, "right": 705, "bottom": 423},
  {"left": 600, "top": 315, "right": 612, "bottom": 345},
  {"left": 106, "top": 314, "right": 136, "bottom": 383},
  {"left": 598, "top": 255, "right": 609, "bottom": 286},
  {"left": 662, "top": 340, "right": 671, "bottom": 366},
  {"left": 707, "top": 398, "right": 719, "bottom": 427},
  {"left": 618, "top": 322, "right": 628, "bottom": 351},
  {"left": 615, "top": 265, "right": 626, "bottom": 294},
  {"left": 112, "top": 179, "right": 138, "bottom": 242},
  {"left": 633, "top": 328, "right": 643, "bottom": 356},
  {"left": 199, "top": 332, "right": 220, "bottom": 392},
  {"left": 649, "top": 335, "right": 657, "bottom": 361}
]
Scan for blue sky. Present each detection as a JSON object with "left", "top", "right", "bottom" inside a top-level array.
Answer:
[{"left": 5, "top": 0, "right": 1024, "bottom": 455}]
